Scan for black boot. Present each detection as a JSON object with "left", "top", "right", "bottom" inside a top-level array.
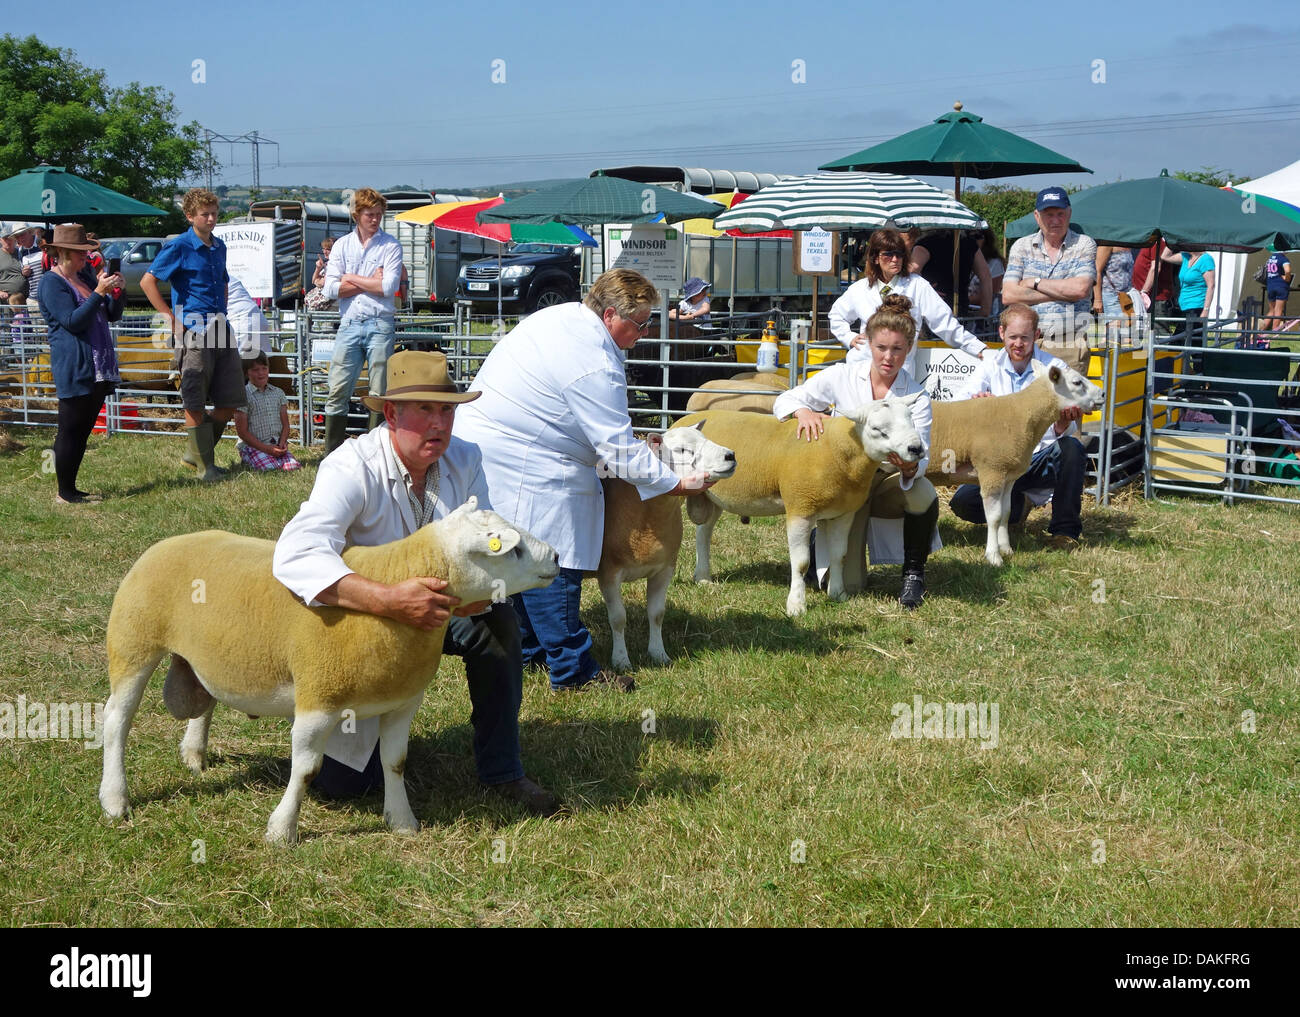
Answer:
[
  {"left": 900, "top": 498, "right": 939, "bottom": 610},
  {"left": 324, "top": 414, "right": 349, "bottom": 453}
]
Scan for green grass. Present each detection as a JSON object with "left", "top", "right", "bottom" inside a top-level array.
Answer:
[{"left": 1, "top": 425, "right": 1297, "bottom": 927}]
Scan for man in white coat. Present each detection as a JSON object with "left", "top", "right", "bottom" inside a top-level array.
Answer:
[
  {"left": 273, "top": 350, "right": 560, "bottom": 815},
  {"left": 455, "top": 269, "right": 712, "bottom": 692}
]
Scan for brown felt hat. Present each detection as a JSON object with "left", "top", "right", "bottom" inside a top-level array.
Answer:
[
  {"left": 48, "top": 223, "right": 100, "bottom": 252},
  {"left": 362, "top": 350, "right": 480, "bottom": 413}
]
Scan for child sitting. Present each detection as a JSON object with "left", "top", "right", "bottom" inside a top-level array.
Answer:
[{"left": 234, "top": 352, "right": 301, "bottom": 471}]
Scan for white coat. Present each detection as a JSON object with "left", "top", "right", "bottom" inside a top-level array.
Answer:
[
  {"left": 271, "top": 424, "right": 490, "bottom": 769},
  {"left": 828, "top": 273, "right": 987, "bottom": 377},
  {"left": 454, "top": 302, "right": 678, "bottom": 571}
]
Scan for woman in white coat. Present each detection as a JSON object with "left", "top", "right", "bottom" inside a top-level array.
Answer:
[
  {"left": 455, "top": 269, "right": 711, "bottom": 691},
  {"left": 774, "top": 293, "right": 940, "bottom": 608},
  {"left": 829, "top": 227, "right": 988, "bottom": 378}
]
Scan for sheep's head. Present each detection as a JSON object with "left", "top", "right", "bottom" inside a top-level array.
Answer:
[
  {"left": 842, "top": 394, "right": 925, "bottom": 464},
  {"left": 651, "top": 423, "right": 737, "bottom": 482},
  {"left": 429, "top": 497, "right": 559, "bottom": 603},
  {"left": 1031, "top": 359, "right": 1105, "bottom": 415}
]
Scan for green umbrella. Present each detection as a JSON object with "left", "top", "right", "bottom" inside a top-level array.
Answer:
[
  {"left": 478, "top": 175, "right": 724, "bottom": 226},
  {"left": 0, "top": 165, "right": 166, "bottom": 220},
  {"left": 1004, "top": 170, "right": 1300, "bottom": 252},
  {"left": 819, "top": 104, "right": 1091, "bottom": 196}
]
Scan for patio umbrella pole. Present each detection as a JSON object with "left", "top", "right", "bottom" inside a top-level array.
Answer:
[{"left": 952, "top": 170, "right": 962, "bottom": 315}]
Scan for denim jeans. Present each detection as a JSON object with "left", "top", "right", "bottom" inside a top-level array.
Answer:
[
  {"left": 325, "top": 315, "right": 395, "bottom": 416},
  {"left": 949, "top": 436, "right": 1086, "bottom": 538},
  {"left": 312, "top": 601, "right": 525, "bottom": 796},
  {"left": 512, "top": 568, "right": 602, "bottom": 690}
]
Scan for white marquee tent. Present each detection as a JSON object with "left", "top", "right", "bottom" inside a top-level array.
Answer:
[{"left": 1215, "top": 159, "right": 1300, "bottom": 318}]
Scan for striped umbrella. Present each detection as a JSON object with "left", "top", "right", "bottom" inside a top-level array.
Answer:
[{"left": 713, "top": 172, "right": 985, "bottom": 234}]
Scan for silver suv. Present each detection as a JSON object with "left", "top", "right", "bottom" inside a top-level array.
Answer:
[{"left": 98, "top": 237, "right": 169, "bottom": 302}]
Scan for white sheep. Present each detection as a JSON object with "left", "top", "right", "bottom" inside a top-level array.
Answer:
[
  {"left": 916, "top": 360, "right": 1103, "bottom": 567},
  {"left": 99, "top": 498, "right": 558, "bottom": 845},
  {"left": 590, "top": 423, "right": 736, "bottom": 670},
  {"left": 673, "top": 401, "right": 923, "bottom": 616}
]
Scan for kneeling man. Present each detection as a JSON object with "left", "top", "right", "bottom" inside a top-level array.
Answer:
[
  {"left": 948, "top": 303, "right": 1087, "bottom": 549},
  {"left": 272, "top": 350, "right": 559, "bottom": 815}
]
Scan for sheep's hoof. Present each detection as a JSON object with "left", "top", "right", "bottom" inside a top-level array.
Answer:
[
  {"left": 648, "top": 649, "right": 671, "bottom": 667},
  {"left": 985, "top": 551, "right": 1004, "bottom": 567},
  {"left": 827, "top": 587, "right": 850, "bottom": 603},
  {"left": 384, "top": 810, "right": 419, "bottom": 835},
  {"left": 785, "top": 596, "right": 807, "bottom": 617},
  {"left": 180, "top": 747, "right": 207, "bottom": 774},
  {"left": 99, "top": 792, "right": 130, "bottom": 821},
  {"left": 693, "top": 574, "right": 713, "bottom": 585},
  {"left": 611, "top": 654, "right": 633, "bottom": 672},
  {"left": 264, "top": 816, "right": 299, "bottom": 846}
]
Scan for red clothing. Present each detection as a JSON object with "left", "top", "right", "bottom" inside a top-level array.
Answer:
[{"left": 1133, "top": 241, "right": 1173, "bottom": 301}]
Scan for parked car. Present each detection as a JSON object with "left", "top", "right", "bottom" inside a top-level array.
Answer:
[
  {"left": 455, "top": 243, "right": 581, "bottom": 312},
  {"left": 98, "top": 238, "right": 169, "bottom": 302}
]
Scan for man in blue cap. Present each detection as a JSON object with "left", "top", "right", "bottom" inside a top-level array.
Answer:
[{"left": 1001, "top": 188, "right": 1097, "bottom": 344}]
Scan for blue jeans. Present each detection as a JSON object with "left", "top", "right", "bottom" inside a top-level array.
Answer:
[
  {"left": 325, "top": 315, "right": 395, "bottom": 416},
  {"left": 513, "top": 568, "right": 602, "bottom": 690},
  {"left": 313, "top": 601, "right": 525, "bottom": 795},
  {"left": 949, "top": 436, "right": 1086, "bottom": 539}
]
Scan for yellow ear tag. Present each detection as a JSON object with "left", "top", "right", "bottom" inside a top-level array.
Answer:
[{"left": 488, "top": 537, "right": 502, "bottom": 553}]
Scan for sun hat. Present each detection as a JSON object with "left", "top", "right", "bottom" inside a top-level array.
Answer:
[
  {"left": 361, "top": 350, "right": 481, "bottom": 412},
  {"left": 47, "top": 223, "right": 100, "bottom": 251},
  {"left": 1035, "top": 188, "right": 1071, "bottom": 212},
  {"left": 1, "top": 221, "right": 38, "bottom": 240},
  {"left": 683, "top": 277, "right": 710, "bottom": 299}
]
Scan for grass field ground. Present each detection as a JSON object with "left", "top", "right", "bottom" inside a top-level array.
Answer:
[{"left": 1, "top": 425, "right": 1296, "bottom": 927}]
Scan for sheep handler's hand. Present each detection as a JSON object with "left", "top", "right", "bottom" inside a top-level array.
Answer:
[
  {"left": 669, "top": 471, "right": 716, "bottom": 496},
  {"left": 322, "top": 574, "right": 462, "bottom": 631},
  {"left": 886, "top": 452, "right": 918, "bottom": 480},
  {"left": 793, "top": 408, "right": 830, "bottom": 442}
]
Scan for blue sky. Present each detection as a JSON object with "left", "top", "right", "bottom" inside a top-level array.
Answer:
[{"left": 10, "top": 0, "right": 1299, "bottom": 195}]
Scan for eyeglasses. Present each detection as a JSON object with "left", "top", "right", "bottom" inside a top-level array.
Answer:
[
  {"left": 879, "top": 250, "right": 905, "bottom": 260},
  {"left": 623, "top": 311, "right": 653, "bottom": 332}
]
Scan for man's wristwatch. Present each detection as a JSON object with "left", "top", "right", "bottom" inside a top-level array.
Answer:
[{"left": 1033, "top": 277, "right": 1042, "bottom": 291}]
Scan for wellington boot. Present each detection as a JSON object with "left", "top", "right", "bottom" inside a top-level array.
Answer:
[
  {"left": 899, "top": 498, "right": 939, "bottom": 610},
  {"left": 190, "top": 423, "right": 226, "bottom": 483},
  {"left": 180, "top": 425, "right": 203, "bottom": 471},
  {"left": 324, "top": 414, "right": 349, "bottom": 454}
]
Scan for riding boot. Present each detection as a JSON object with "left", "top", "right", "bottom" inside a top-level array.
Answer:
[
  {"left": 180, "top": 423, "right": 204, "bottom": 471},
  {"left": 899, "top": 498, "right": 939, "bottom": 610},
  {"left": 324, "top": 414, "right": 349, "bottom": 454}
]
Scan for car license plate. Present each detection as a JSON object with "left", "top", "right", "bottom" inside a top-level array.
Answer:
[{"left": 468, "top": 282, "right": 490, "bottom": 292}]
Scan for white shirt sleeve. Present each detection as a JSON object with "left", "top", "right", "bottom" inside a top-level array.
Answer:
[
  {"left": 828, "top": 287, "right": 860, "bottom": 349},
  {"left": 773, "top": 367, "right": 842, "bottom": 419},
  {"left": 381, "top": 238, "right": 403, "bottom": 298},
  {"left": 322, "top": 240, "right": 345, "bottom": 301},
  {"left": 914, "top": 277, "right": 988, "bottom": 359},
  {"left": 272, "top": 454, "right": 365, "bottom": 606},
  {"left": 567, "top": 367, "right": 679, "bottom": 498}
]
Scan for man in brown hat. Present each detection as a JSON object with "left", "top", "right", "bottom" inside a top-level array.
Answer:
[{"left": 273, "top": 350, "right": 559, "bottom": 815}]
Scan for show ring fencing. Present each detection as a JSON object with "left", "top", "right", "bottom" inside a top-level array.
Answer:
[{"left": 3, "top": 304, "right": 1296, "bottom": 510}]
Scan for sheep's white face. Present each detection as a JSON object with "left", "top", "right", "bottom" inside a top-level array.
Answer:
[
  {"left": 1033, "top": 360, "right": 1105, "bottom": 414},
  {"left": 657, "top": 424, "right": 737, "bottom": 482},
  {"left": 844, "top": 395, "right": 925, "bottom": 464},
  {"left": 434, "top": 497, "right": 559, "bottom": 602}
]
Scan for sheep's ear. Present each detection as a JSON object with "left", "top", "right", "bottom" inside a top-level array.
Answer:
[
  {"left": 448, "top": 495, "right": 479, "bottom": 520},
  {"left": 472, "top": 527, "right": 521, "bottom": 556},
  {"left": 897, "top": 391, "right": 922, "bottom": 407},
  {"left": 1029, "top": 360, "right": 1049, "bottom": 379},
  {"left": 1048, "top": 364, "right": 1063, "bottom": 383},
  {"left": 694, "top": 420, "right": 706, "bottom": 431}
]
